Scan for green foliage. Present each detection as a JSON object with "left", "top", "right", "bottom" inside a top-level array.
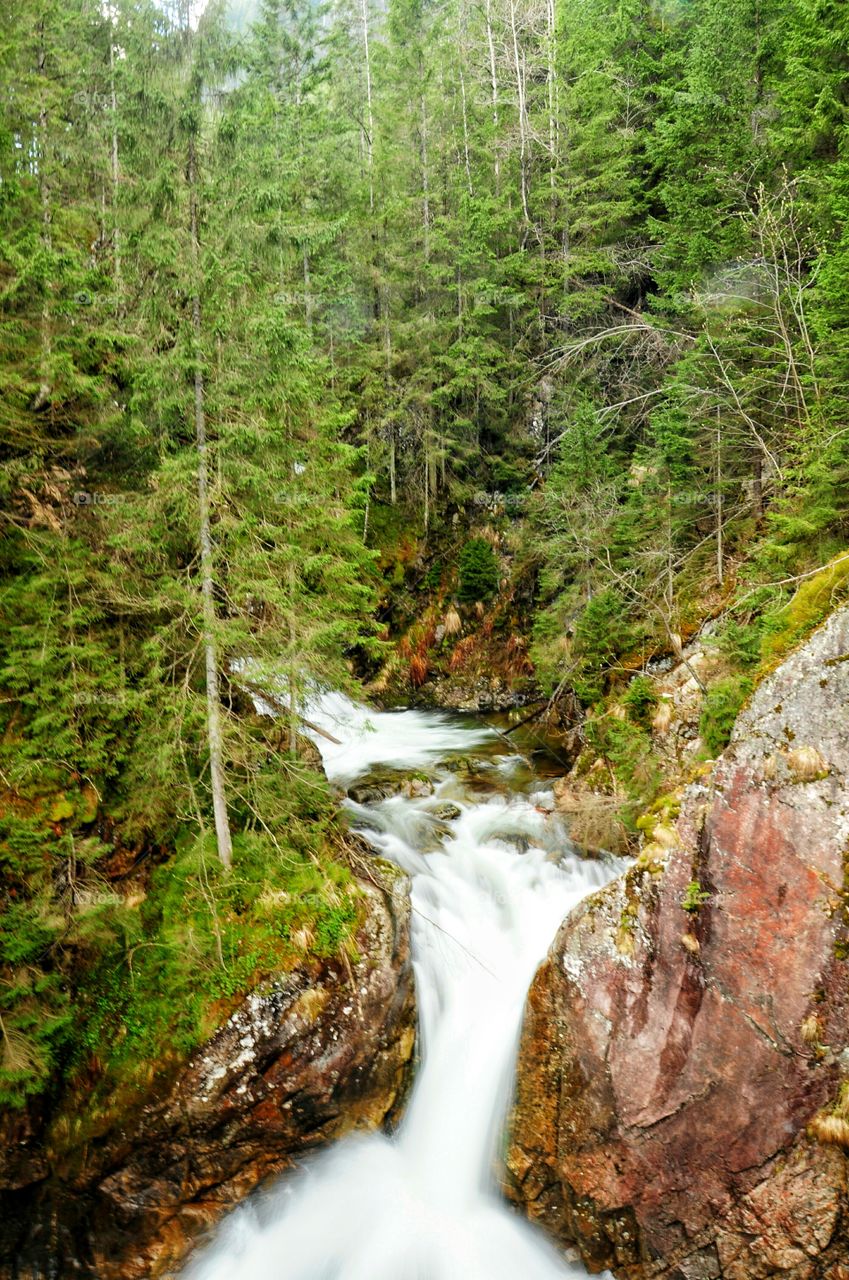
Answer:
[
  {"left": 0, "top": 762, "right": 360, "bottom": 1112},
  {"left": 457, "top": 538, "right": 499, "bottom": 604},
  {"left": 583, "top": 715, "right": 662, "bottom": 815},
  {"left": 716, "top": 619, "right": 763, "bottom": 668},
  {"left": 760, "top": 555, "right": 849, "bottom": 665},
  {"left": 699, "top": 676, "right": 753, "bottom": 756},
  {"left": 2, "top": 0, "right": 849, "bottom": 1145},
  {"left": 681, "top": 880, "right": 712, "bottom": 914},
  {"left": 571, "top": 591, "right": 637, "bottom": 704},
  {"left": 623, "top": 676, "right": 658, "bottom": 728},
  {"left": 74, "top": 814, "right": 359, "bottom": 1093},
  {"left": 424, "top": 560, "right": 443, "bottom": 591}
]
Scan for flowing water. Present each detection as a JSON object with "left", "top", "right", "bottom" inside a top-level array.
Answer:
[{"left": 185, "top": 694, "right": 621, "bottom": 1280}]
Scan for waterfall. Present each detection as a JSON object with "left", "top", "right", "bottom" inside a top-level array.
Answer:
[{"left": 184, "top": 694, "right": 619, "bottom": 1280}]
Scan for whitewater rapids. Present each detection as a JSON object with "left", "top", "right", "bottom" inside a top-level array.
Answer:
[{"left": 184, "top": 693, "right": 619, "bottom": 1280}]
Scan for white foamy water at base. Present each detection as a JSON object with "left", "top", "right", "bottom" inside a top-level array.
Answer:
[{"left": 184, "top": 694, "right": 619, "bottom": 1280}]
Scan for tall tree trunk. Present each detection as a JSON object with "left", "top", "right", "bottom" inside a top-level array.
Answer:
[
  {"left": 457, "top": 0, "right": 473, "bottom": 196},
  {"left": 361, "top": 0, "right": 375, "bottom": 216},
  {"left": 484, "top": 0, "right": 500, "bottom": 188},
  {"left": 507, "top": 0, "right": 531, "bottom": 227},
  {"left": 383, "top": 312, "right": 396, "bottom": 503},
  {"left": 109, "top": 35, "right": 122, "bottom": 296},
  {"left": 188, "top": 135, "right": 233, "bottom": 872},
  {"left": 420, "top": 92, "right": 431, "bottom": 260},
  {"left": 33, "top": 23, "right": 52, "bottom": 412},
  {"left": 546, "top": 0, "right": 558, "bottom": 220},
  {"left": 389, "top": 430, "right": 397, "bottom": 505},
  {"left": 752, "top": 452, "right": 763, "bottom": 519},
  {"left": 715, "top": 410, "right": 724, "bottom": 587}
]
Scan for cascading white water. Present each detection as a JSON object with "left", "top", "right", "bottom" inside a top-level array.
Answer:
[{"left": 184, "top": 694, "right": 620, "bottom": 1280}]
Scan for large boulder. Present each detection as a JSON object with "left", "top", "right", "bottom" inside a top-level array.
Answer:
[
  {"left": 0, "top": 859, "right": 415, "bottom": 1279},
  {"left": 507, "top": 605, "right": 849, "bottom": 1279}
]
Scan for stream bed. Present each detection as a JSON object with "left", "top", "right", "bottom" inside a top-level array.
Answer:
[{"left": 184, "top": 693, "right": 620, "bottom": 1280}]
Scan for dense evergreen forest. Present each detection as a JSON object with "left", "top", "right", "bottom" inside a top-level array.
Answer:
[{"left": 2, "top": 0, "right": 848, "bottom": 1124}]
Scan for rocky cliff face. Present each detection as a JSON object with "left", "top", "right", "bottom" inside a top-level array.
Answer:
[
  {"left": 507, "top": 605, "right": 849, "bottom": 1279},
  {"left": 0, "top": 859, "right": 415, "bottom": 1279}
]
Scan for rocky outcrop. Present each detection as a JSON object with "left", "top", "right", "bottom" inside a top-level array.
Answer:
[
  {"left": 425, "top": 672, "right": 531, "bottom": 713},
  {"left": 0, "top": 859, "right": 415, "bottom": 1279},
  {"left": 508, "top": 605, "right": 849, "bottom": 1278}
]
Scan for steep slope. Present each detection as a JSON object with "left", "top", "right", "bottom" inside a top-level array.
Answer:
[
  {"left": 0, "top": 860, "right": 415, "bottom": 1280},
  {"left": 508, "top": 604, "right": 849, "bottom": 1279}
]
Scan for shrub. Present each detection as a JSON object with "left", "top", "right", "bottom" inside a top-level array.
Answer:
[
  {"left": 583, "top": 715, "right": 662, "bottom": 809},
  {"left": 623, "top": 675, "right": 658, "bottom": 728},
  {"left": 716, "top": 619, "right": 762, "bottom": 668},
  {"left": 458, "top": 538, "right": 500, "bottom": 603},
  {"left": 571, "top": 590, "right": 638, "bottom": 704},
  {"left": 699, "top": 675, "right": 752, "bottom": 756},
  {"left": 424, "top": 561, "right": 443, "bottom": 591}
]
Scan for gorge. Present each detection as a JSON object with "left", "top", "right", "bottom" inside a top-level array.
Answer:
[
  {"left": 4, "top": 0, "right": 849, "bottom": 1275},
  {"left": 185, "top": 694, "right": 621, "bottom": 1279}
]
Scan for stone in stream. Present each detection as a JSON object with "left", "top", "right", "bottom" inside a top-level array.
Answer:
[
  {"left": 347, "top": 769, "right": 435, "bottom": 805},
  {"left": 507, "top": 604, "right": 849, "bottom": 1277}
]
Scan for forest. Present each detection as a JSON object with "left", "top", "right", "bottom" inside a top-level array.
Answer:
[{"left": 1, "top": 0, "right": 848, "bottom": 1149}]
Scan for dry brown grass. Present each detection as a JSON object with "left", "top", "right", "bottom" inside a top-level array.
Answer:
[
  {"left": 652, "top": 699, "right": 674, "bottom": 734},
  {"left": 443, "top": 606, "right": 462, "bottom": 637},
  {"left": 564, "top": 793, "right": 632, "bottom": 855},
  {"left": 409, "top": 654, "right": 429, "bottom": 687},
  {"left": 809, "top": 1081, "right": 849, "bottom": 1148},
  {"left": 786, "top": 745, "right": 830, "bottom": 782},
  {"left": 505, "top": 633, "right": 534, "bottom": 677},
  {"left": 809, "top": 1113, "right": 849, "bottom": 1149},
  {"left": 801, "top": 1013, "right": 821, "bottom": 1045},
  {"left": 449, "top": 636, "right": 477, "bottom": 672}
]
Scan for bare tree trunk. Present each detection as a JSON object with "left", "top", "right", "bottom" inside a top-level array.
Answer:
[
  {"left": 383, "top": 313, "right": 396, "bottom": 504},
  {"left": 752, "top": 452, "right": 763, "bottom": 519},
  {"left": 188, "top": 135, "right": 233, "bottom": 872},
  {"left": 420, "top": 93, "right": 431, "bottom": 260},
  {"left": 715, "top": 411, "right": 724, "bottom": 587},
  {"left": 361, "top": 0, "right": 375, "bottom": 216},
  {"left": 507, "top": 0, "right": 531, "bottom": 226},
  {"left": 457, "top": 0, "right": 473, "bottom": 196},
  {"left": 109, "top": 36, "right": 122, "bottom": 296},
  {"left": 457, "top": 262, "right": 464, "bottom": 338},
  {"left": 389, "top": 430, "right": 396, "bottom": 505},
  {"left": 546, "top": 0, "right": 558, "bottom": 217},
  {"left": 423, "top": 438, "right": 430, "bottom": 530},
  {"left": 484, "top": 0, "right": 500, "bottom": 188},
  {"left": 303, "top": 243, "right": 312, "bottom": 330},
  {"left": 33, "top": 25, "right": 52, "bottom": 412}
]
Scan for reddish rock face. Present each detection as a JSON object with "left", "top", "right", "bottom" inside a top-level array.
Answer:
[
  {"left": 0, "top": 860, "right": 415, "bottom": 1280},
  {"left": 508, "top": 605, "right": 849, "bottom": 1278}
]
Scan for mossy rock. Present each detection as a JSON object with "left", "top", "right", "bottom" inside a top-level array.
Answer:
[{"left": 761, "top": 553, "right": 849, "bottom": 667}]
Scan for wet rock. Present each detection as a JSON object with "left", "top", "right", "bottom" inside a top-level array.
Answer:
[
  {"left": 0, "top": 860, "right": 416, "bottom": 1280},
  {"left": 349, "top": 781, "right": 393, "bottom": 804},
  {"left": 348, "top": 770, "right": 435, "bottom": 805},
  {"left": 508, "top": 604, "right": 849, "bottom": 1277},
  {"left": 403, "top": 776, "right": 433, "bottom": 798},
  {"left": 431, "top": 802, "right": 462, "bottom": 821},
  {"left": 427, "top": 675, "right": 530, "bottom": 713}
]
